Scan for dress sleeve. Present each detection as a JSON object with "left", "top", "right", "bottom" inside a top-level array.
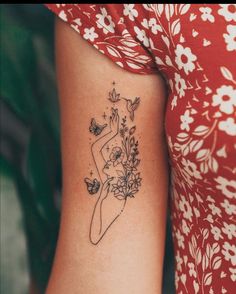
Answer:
[{"left": 45, "top": 4, "right": 158, "bottom": 75}]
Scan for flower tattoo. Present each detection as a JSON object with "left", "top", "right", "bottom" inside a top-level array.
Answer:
[
  {"left": 109, "top": 147, "right": 124, "bottom": 166},
  {"left": 108, "top": 87, "right": 121, "bottom": 103}
]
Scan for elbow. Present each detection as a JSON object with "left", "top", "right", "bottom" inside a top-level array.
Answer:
[
  {"left": 89, "top": 221, "right": 103, "bottom": 245},
  {"left": 89, "top": 231, "right": 101, "bottom": 245},
  {"left": 89, "top": 219, "right": 101, "bottom": 245}
]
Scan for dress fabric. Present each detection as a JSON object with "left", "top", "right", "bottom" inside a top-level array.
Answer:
[{"left": 45, "top": 4, "right": 236, "bottom": 293}]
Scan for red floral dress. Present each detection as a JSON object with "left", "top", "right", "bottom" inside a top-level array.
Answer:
[{"left": 45, "top": 4, "right": 236, "bottom": 293}]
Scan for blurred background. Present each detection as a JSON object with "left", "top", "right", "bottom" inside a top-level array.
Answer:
[{"left": 0, "top": 4, "right": 175, "bottom": 294}]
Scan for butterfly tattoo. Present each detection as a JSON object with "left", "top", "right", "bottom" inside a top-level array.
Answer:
[
  {"left": 89, "top": 118, "right": 107, "bottom": 136},
  {"left": 84, "top": 178, "right": 101, "bottom": 194}
]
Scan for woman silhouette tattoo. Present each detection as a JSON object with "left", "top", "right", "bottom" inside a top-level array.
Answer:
[{"left": 88, "top": 105, "right": 141, "bottom": 245}]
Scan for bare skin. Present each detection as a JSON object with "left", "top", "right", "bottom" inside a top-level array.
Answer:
[
  {"left": 46, "top": 18, "right": 169, "bottom": 294},
  {"left": 89, "top": 108, "right": 127, "bottom": 245}
]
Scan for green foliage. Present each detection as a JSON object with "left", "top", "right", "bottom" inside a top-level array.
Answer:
[
  {"left": 0, "top": 4, "right": 61, "bottom": 293},
  {"left": 1, "top": 9, "right": 37, "bottom": 122}
]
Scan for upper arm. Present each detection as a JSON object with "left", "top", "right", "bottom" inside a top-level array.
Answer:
[{"left": 47, "top": 17, "right": 169, "bottom": 294}]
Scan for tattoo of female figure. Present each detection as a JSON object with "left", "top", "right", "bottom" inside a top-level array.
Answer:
[{"left": 84, "top": 83, "right": 142, "bottom": 245}]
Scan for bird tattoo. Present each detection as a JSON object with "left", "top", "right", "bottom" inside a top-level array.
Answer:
[{"left": 122, "top": 97, "right": 140, "bottom": 121}]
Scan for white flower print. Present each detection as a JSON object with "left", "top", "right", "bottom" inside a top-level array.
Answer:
[
  {"left": 142, "top": 17, "right": 162, "bottom": 35},
  {"left": 149, "top": 38, "right": 158, "bottom": 51},
  {"left": 176, "top": 229, "right": 185, "bottom": 249},
  {"left": 219, "top": 117, "right": 236, "bottom": 136},
  {"left": 73, "top": 18, "right": 82, "bottom": 26},
  {"left": 182, "top": 158, "right": 202, "bottom": 180},
  {"left": 149, "top": 18, "right": 163, "bottom": 34},
  {"left": 214, "top": 176, "right": 236, "bottom": 199},
  {"left": 206, "top": 214, "right": 214, "bottom": 224},
  {"left": 175, "top": 272, "right": 180, "bottom": 290},
  {"left": 188, "top": 263, "right": 197, "bottom": 278},
  {"left": 193, "top": 207, "right": 200, "bottom": 218},
  {"left": 96, "top": 7, "right": 115, "bottom": 34},
  {"left": 167, "top": 135, "right": 174, "bottom": 153},
  {"left": 71, "top": 24, "right": 81, "bottom": 34},
  {"left": 222, "top": 242, "right": 236, "bottom": 265},
  {"left": 208, "top": 203, "right": 222, "bottom": 217},
  {"left": 141, "top": 18, "right": 149, "bottom": 29},
  {"left": 223, "top": 25, "right": 236, "bottom": 51},
  {"left": 229, "top": 267, "right": 236, "bottom": 282},
  {"left": 175, "top": 44, "right": 197, "bottom": 75},
  {"left": 168, "top": 78, "right": 174, "bottom": 92},
  {"left": 56, "top": 4, "right": 66, "bottom": 8},
  {"left": 155, "top": 56, "right": 165, "bottom": 66},
  {"left": 176, "top": 250, "right": 183, "bottom": 271},
  {"left": 123, "top": 4, "right": 138, "bottom": 21},
  {"left": 218, "top": 4, "right": 236, "bottom": 22},
  {"left": 182, "top": 219, "right": 190, "bottom": 235},
  {"left": 179, "top": 194, "right": 193, "bottom": 221},
  {"left": 211, "top": 225, "right": 223, "bottom": 241},
  {"left": 221, "top": 199, "right": 236, "bottom": 215},
  {"left": 180, "top": 274, "right": 187, "bottom": 287},
  {"left": 83, "top": 27, "right": 98, "bottom": 42},
  {"left": 171, "top": 95, "right": 178, "bottom": 110},
  {"left": 222, "top": 222, "right": 236, "bottom": 240},
  {"left": 193, "top": 280, "right": 200, "bottom": 293},
  {"left": 134, "top": 26, "right": 149, "bottom": 47},
  {"left": 199, "top": 7, "right": 215, "bottom": 23},
  {"left": 174, "top": 73, "right": 187, "bottom": 98},
  {"left": 180, "top": 110, "right": 194, "bottom": 131},
  {"left": 58, "top": 10, "right": 68, "bottom": 22},
  {"left": 212, "top": 85, "right": 236, "bottom": 114},
  {"left": 179, "top": 169, "right": 194, "bottom": 188},
  {"left": 142, "top": 4, "right": 153, "bottom": 12},
  {"left": 196, "top": 193, "right": 203, "bottom": 204}
]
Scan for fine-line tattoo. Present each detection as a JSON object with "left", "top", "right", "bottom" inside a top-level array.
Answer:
[{"left": 84, "top": 82, "right": 142, "bottom": 245}]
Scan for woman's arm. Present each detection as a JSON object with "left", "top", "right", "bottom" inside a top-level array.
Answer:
[
  {"left": 46, "top": 18, "right": 169, "bottom": 294},
  {"left": 91, "top": 109, "right": 119, "bottom": 183},
  {"left": 89, "top": 177, "right": 126, "bottom": 245}
]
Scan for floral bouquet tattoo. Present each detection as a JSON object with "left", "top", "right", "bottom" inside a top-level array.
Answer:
[{"left": 111, "top": 116, "right": 141, "bottom": 200}]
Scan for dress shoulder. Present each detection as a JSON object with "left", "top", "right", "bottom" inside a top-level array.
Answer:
[{"left": 45, "top": 4, "right": 158, "bottom": 75}]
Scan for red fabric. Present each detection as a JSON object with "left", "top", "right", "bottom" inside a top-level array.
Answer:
[{"left": 45, "top": 4, "right": 236, "bottom": 293}]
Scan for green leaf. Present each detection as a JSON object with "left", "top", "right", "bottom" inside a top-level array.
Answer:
[
  {"left": 0, "top": 153, "right": 14, "bottom": 179},
  {"left": 16, "top": 167, "right": 57, "bottom": 294},
  {"left": 0, "top": 154, "right": 57, "bottom": 292},
  {"left": 0, "top": 5, "right": 60, "bottom": 292},
  {"left": 0, "top": 154, "right": 49, "bottom": 247},
  {"left": 27, "top": 127, "right": 59, "bottom": 225},
  {"left": 0, "top": 10, "right": 38, "bottom": 123}
]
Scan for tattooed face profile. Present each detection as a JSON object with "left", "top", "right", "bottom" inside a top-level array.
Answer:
[{"left": 84, "top": 82, "right": 142, "bottom": 245}]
